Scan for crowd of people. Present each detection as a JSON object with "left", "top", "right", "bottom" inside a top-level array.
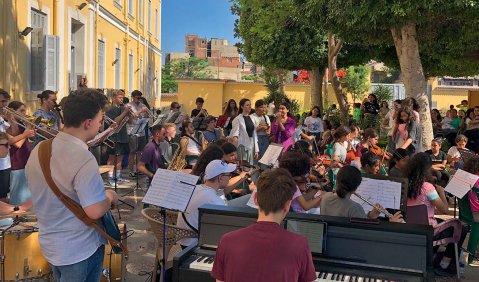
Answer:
[{"left": 1, "top": 86, "right": 479, "bottom": 281}]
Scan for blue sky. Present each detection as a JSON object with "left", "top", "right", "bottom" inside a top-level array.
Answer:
[{"left": 161, "top": 0, "right": 238, "bottom": 64}]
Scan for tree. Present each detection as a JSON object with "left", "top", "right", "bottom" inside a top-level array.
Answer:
[
  {"left": 302, "top": 0, "right": 479, "bottom": 149},
  {"left": 232, "top": 0, "right": 329, "bottom": 112},
  {"left": 161, "top": 63, "right": 177, "bottom": 93},
  {"left": 342, "top": 65, "right": 371, "bottom": 103},
  {"left": 168, "top": 57, "right": 214, "bottom": 79}
]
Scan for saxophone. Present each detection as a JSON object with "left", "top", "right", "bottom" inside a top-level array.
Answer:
[{"left": 167, "top": 142, "right": 187, "bottom": 170}]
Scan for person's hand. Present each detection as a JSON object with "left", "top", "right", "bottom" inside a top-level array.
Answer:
[
  {"left": 254, "top": 152, "right": 259, "bottom": 159},
  {"left": 389, "top": 211, "right": 405, "bottom": 223},
  {"left": 275, "top": 111, "right": 282, "bottom": 120},
  {"left": 248, "top": 181, "right": 256, "bottom": 193},
  {"left": 23, "top": 129, "right": 36, "bottom": 138},
  {"left": 105, "top": 190, "right": 119, "bottom": 209},
  {"left": 125, "top": 105, "right": 132, "bottom": 111},
  {"left": 369, "top": 203, "right": 383, "bottom": 218},
  {"left": 239, "top": 171, "right": 249, "bottom": 179},
  {"left": 232, "top": 189, "right": 246, "bottom": 196}
]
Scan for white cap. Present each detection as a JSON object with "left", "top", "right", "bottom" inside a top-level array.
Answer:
[{"left": 204, "top": 160, "right": 237, "bottom": 180}]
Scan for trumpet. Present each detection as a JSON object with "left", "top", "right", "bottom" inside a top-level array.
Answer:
[
  {"left": 1, "top": 107, "right": 57, "bottom": 139},
  {"left": 353, "top": 192, "right": 394, "bottom": 218},
  {"left": 103, "top": 115, "right": 117, "bottom": 126}
]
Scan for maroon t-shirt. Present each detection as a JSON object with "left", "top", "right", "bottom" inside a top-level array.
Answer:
[
  {"left": 211, "top": 221, "right": 316, "bottom": 282},
  {"left": 10, "top": 128, "right": 31, "bottom": 170}
]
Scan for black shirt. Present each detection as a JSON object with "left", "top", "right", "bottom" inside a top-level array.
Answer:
[
  {"left": 191, "top": 108, "right": 208, "bottom": 118},
  {"left": 425, "top": 149, "right": 447, "bottom": 163},
  {"left": 363, "top": 102, "right": 379, "bottom": 115},
  {"left": 244, "top": 115, "right": 254, "bottom": 138},
  {"left": 106, "top": 106, "right": 128, "bottom": 143}
]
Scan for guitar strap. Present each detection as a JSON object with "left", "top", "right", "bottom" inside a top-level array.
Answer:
[{"left": 38, "top": 139, "right": 128, "bottom": 254}]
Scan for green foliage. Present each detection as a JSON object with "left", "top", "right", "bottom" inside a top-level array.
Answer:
[
  {"left": 341, "top": 65, "right": 371, "bottom": 102},
  {"left": 241, "top": 74, "right": 261, "bottom": 82},
  {"left": 372, "top": 85, "right": 393, "bottom": 103},
  {"left": 161, "top": 63, "right": 177, "bottom": 93},
  {"left": 262, "top": 69, "right": 301, "bottom": 115},
  {"left": 168, "top": 57, "right": 214, "bottom": 79}
]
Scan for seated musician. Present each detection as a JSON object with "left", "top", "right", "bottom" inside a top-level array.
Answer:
[
  {"left": 137, "top": 124, "right": 168, "bottom": 179},
  {"left": 279, "top": 152, "right": 322, "bottom": 213},
  {"left": 320, "top": 166, "right": 404, "bottom": 222},
  {"left": 360, "top": 151, "right": 381, "bottom": 175},
  {"left": 354, "top": 128, "right": 390, "bottom": 165},
  {"left": 447, "top": 134, "right": 469, "bottom": 169},
  {"left": 405, "top": 153, "right": 467, "bottom": 275},
  {"left": 211, "top": 168, "right": 316, "bottom": 282},
  {"left": 160, "top": 123, "right": 179, "bottom": 163},
  {"left": 202, "top": 116, "right": 221, "bottom": 143},
  {"left": 177, "top": 160, "right": 236, "bottom": 247},
  {"left": 180, "top": 120, "right": 202, "bottom": 167},
  {"left": 425, "top": 138, "right": 450, "bottom": 187},
  {"left": 388, "top": 148, "right": 411, "bottom": 178}
]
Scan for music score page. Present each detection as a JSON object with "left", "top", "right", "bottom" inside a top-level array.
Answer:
[
  {"left": 351, "top": 177, "right": 402, "bottom": 214},
  {"left": 142, "top": 169, "right": 199, "bottom": 212},
  {"left": 445, "top": 169, "right": 479, "bottom": 199}
]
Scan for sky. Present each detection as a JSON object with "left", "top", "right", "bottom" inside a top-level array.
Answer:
[{"left": 161, "top": 0, "right": 238, "bottom": 64}]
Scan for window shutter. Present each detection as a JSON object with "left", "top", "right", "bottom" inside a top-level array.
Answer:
[{"left": 43, "top": 35, "right": 59, "bottom": 91}]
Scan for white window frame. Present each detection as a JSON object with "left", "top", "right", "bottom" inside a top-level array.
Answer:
[
  {"left": 128, "top": 53, "right": 134, "bottom": 93},
  {"left": 128, "top": 0, "right": 134, "bottom": 17},
  {"left": 97, "top": 40, "right": 106, "bottom": 89},
  {"left": 30, "top": 8, "right": 47, "bottom": 91},
  {"left": 138, "top": 0, "right": 143, "bottom": 25},
  {"left": 155, "top": 8, "right": 158, "bottom": 39},
  {"left": 114, "top": 47, "right": 121, "bottom": 89},
  {"left": 148, "top": 0, "right": 151, "bottom": 33},
  {"left": 139, "top": 58, "right": 143, "bottom": 92}
]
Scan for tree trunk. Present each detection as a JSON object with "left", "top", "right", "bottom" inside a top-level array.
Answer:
[
  {"left": 324, "top": 68, "right": 329, "bottom": 107},
  {"left": 310, "top": 67, "right": 324, "bottom": 113},
  {"left": 391, "top": 23, "right": 433, "bottom": 151},
  {"left": 328, "top": 33, "right": 349, "bottom": 124}
]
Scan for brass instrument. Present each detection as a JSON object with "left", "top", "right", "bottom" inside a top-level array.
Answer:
[
  {"left": 353, "top": 192, "right": 394, "bottom": 218},
  {"left": 167, "top": 141, "right": 187, "bottom": 171},
  {"left": 199, "top": 131, "right": 208, "bottom": 150},
  {"left": 1, "top": 107, "right": 57, "bottom": 139}
]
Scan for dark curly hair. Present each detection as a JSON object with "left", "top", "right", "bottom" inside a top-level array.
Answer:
[
  {"left": 279, "top": 152, "right": 310, "bottom": 177},
  {"left": 288, "top": 140, "right": 312, "bottom": 158},
  {"left": 192, "top": 145, "right": 224, "bottom": 177},
  {"left": 463, "top": 156, "right": 479, "bottom": 175},
  {"left": 405, "top": 152, "right": 432, "bottom": 200}
]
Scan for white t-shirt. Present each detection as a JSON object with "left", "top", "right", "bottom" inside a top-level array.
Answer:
[
  {"left": 251, "top": 113, "right": 271, "bottom": 136},
  {"left": 447, "top": 146, "right": 466, "bottom": 159},
  {"left": 177, "top": 184, "right": 227, "bottom": 246},
  {"left": 304, "top": 116, "right": 324, "bottom": 133},
  {"left": 25, "top": 132, "right": 107, "bottom": 266},
  {"left": 127, "top": 102, "right": 149, "bottom": 137},
  {"left": 293, "top": 125, "right": 305, "bottom": 143},
  {"left": 0, "top": 117, "right": 11, "bottom": 170}
]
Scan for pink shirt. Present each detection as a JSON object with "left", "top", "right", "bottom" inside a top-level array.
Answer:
[
  {"left": 291, "top": 187, "right": 305, "bottom": 213},
  {"left": 407, "top": 182, "right": 439, "bottom": 226}
]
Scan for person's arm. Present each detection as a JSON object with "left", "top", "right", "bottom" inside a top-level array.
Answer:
[
  {"left": 83, "top": 190, "right": 118, "bottom": 220},
  {"left": 138, "top": 161, "right": 154, "bottom": 178},
  {"left": 296, "top": 194, "right": 322, "bottom": 211},
  {"left": 7, "top": 130, "right": 35, "bottom": 146},
  {"left": 280, "top": 118, "right": 295, "bottom": 139},
  {"left": 229, "top": 116, "right": 240, "bottom": 146},
  {"left": 332, "top": 144, "right": 344, "bottom": 168},
  {"left": 432, "top": 184, "right": 449, "bottom": 214},
  {"left": 224, "top": 171, "right": 249, "bottom": 195}
]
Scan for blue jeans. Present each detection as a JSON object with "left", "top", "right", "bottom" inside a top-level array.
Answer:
[
  {"left": 51, "top": 245, "right": 105, "bottom": 282},
  {"left": 257, "top": 135, "right": 270, "bottom": 160}
]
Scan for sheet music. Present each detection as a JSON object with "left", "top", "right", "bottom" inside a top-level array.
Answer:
[
  {"left": 87, "top": 127, "right": 115, "bottom": 147},
  {"left": 351, "top": 177, "right": 402, "bottom": 214},
  {"left": 445, "top": 169, "right": 479, "bottom": 199},
  {"left": 259, "top": 143, "right": 283, "bottom": 165},
  {"left": 246, "top": 188, "right": 258, "bottom": 209},
  {"left": 142, "top": 169, "right": 199, "bottom": 212},
  {"left": 127, "top": 117, "right": 149, "bottom": 135}
]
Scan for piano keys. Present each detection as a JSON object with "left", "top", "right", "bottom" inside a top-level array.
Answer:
[{"left": 173, "top": 205, "right": 434, "bottom": 282}]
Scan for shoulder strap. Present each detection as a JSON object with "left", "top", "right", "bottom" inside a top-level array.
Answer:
[
  {"left": 181, "top": 212, "right": 198, "bottom": 233},
  {"left": 38, "top": 139, "right": 128, "bottom": 254}
]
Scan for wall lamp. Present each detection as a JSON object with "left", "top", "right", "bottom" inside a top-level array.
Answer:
[
  {"left": 77, "top": 2, "right": 88, "bottom": 10},
  {"left": 18, "top": 27, "right": 33, "bottom": 38}
]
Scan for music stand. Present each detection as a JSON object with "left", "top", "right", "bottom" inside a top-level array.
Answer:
[
  {"left": 123, "top": 118, "right": 149, "bottom": 197},
  {"left": 258, "top": 143, "right": 283, "bottom": 171},
  {"left": 142, "top": 170, "right": 199, "bottom": 282}
]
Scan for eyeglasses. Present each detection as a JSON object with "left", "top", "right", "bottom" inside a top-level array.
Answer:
[{"left": 220, "top": 173, "right": 232, "bottom": 178}]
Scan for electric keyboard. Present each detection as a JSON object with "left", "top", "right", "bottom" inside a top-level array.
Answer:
[{"left": 173, "top": 205, "right": 434, "bottom": 282}]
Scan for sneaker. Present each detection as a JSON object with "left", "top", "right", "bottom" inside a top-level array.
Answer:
[
  {"left": 117, "top": 176, "right": 129, "bottom": 183},
  {"left": 129, "top": 171, "right": 138, "bottom": 177},
  {"left": 434, "top": 264, "right": 456, "bottom": 277},
  {"left": 108, "top": 177, "right": 116, "bottom": 187}
]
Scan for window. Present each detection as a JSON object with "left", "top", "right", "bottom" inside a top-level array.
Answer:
[
  {"left": 114, "top": 0, "right": 122, "bottom": 8},
  {"left": 139, "top": 58, "right": 143, "bottom": 92},
  {"left": 31, "top": 9, "right": 47, "bottom": 91},
  {"left": 148, "top": 0, "right": 151, "bottom": 33},
  {"left": 114, "top": 47, "right": 121, "bottom": 89},
  {"left": 128, "top": 53, "right": 134, "bottom": 93},
  {"left": 155, "top": 9, "right": 158, "bottom": 39},
  {"left": 138, "top": 0, "right": 143, "bottom": 25},
  {"left": 97, "top": 40, "right": 105, "bottom": 88},
  {"left": 147, "top": 64, "right": 152, "bottom": 97},
  {"left": 155, "top": 69, "right": 159, "bottom": 97},
  {"left": 128, "top": 0, "right": 134, "bottom": 16}
]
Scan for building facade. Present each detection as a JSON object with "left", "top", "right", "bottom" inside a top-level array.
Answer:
[{"left": 0, "top": 0, "right": 162, "bottom": 111}]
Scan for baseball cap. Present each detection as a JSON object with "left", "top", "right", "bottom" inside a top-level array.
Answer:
[{"left": 204, "top": 160, "right": 236, "bottom": 180}]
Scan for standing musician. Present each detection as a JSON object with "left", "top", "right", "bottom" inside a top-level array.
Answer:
[
  {"left": 211, "top": 168, "right": 317, "bottom": 282},
  {"left": 229, "top": 98, "right": 259, "bottom": 166},
  {"left": 191, "top": 97, "right": 208, "bottom": 131},
  {"left": 106, "top": 90, "right": 131, "bottom": 186},
  {"left": 33, "top": 90, "right": 63, "bottom": 132},
  {"left": 137, "top": 124, "right": 168, "bottom": 179},
  {"left": 271, "top": 102, "right": 295, "bottom": 153},
  {"left": 25, "top": 89, "right": 118, "bottom": 282},
  {"left": 126, "top": 90, "right": 149, "bottom": 177},
  {"left": 180, "top": 120, "right": 202, "bottom": 167},
  {"left": 251, "top": 99, "right": 271, "bottom": 160}
]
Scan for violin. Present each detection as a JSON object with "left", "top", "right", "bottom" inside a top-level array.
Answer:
[
  {"left": 369, "top": 144, "right": 383, "bottom": 156},
  {"left": 345, "top": 141, "right": 356, "bottom": 164}
]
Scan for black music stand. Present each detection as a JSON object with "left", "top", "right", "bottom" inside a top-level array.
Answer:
[
  {"left": 123, "top": 118, "right": 149, "bottom": 197},
  {"left": 113, "top": 153, "right": 134, "bottom": 219},
  {"left": 142, "top": 169, "right": 199, "bottom": 282}
]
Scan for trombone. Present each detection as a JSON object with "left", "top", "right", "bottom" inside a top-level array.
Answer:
[{"left": 1, "top": 107, "right": 58, "bottom": 139}]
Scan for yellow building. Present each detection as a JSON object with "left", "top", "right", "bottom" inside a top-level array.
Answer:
[{"left": 0, "top": 0, "right": 162, "bottom": 112}]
